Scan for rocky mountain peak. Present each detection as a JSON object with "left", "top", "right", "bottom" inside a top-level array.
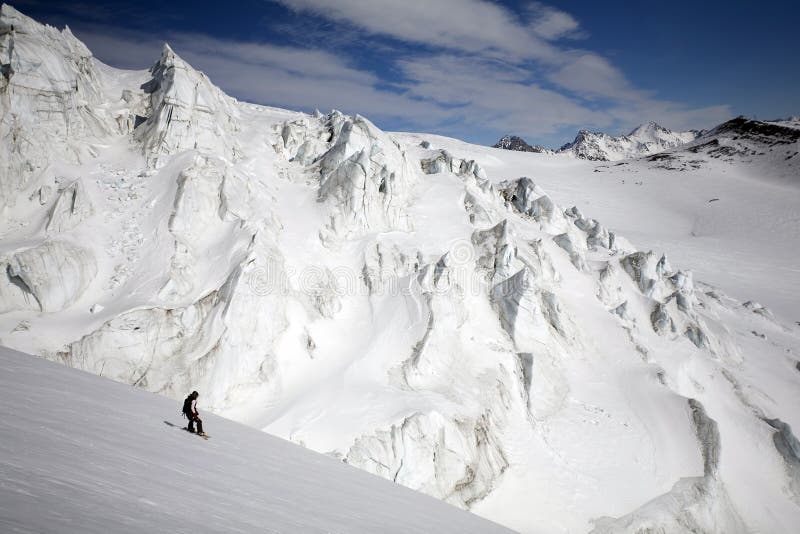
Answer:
[
  {"left": 629, "top": 121, "right": 668, "bottom": 136},
  {"left": 493, "top": 135, "right": 548, "bottom": 153}
]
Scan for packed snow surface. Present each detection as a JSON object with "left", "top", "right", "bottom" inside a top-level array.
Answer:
[
  {"left": 0, "top": 346, "right": 512, "bottom": 533},
  {"left": 1, "top": 4, "right": 800, "bottom": 533}
]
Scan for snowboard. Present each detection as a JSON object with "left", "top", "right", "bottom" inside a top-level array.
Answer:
[{"left": 184, "top": 427, "right": 210, "bottom": 439}]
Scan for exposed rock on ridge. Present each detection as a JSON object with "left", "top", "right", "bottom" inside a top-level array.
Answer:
[{"left": 493, "top": 135, "right": 549, "bottom": 153}]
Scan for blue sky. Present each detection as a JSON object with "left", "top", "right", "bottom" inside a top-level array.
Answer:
[{"left": 12, "top": 0, "right": 800, "bottom": 147}]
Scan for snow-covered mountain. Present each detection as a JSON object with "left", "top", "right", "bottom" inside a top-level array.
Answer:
[
  {"left": 0, "top": 346, "right": 511, "bottom": 533},
  {"left": 1, "top": 5, "right": 799, "bottom": 533},
  {"left": 767, "top": 115, "right": 800, "bottom": 129},
  {"left": 493, "top": 135, "right": 550, "bottom": 153},
  {"left": 558, "top": 121, "right": 699, "bottom": 161},
  {"left": 641, "top": 116, "right": 800, "bottom": 184}
]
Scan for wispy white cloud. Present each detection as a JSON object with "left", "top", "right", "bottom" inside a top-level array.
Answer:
[
  {"left": 267, "top": 0, "right": 731, "bottom": 139},
  {"left": 548, "top": 52, "right": 643, "bottom": 100},
  {"left": 272, "top": 0, "right": 561, "bottom": 62},
  {"left": 526, "top": 2, "right": 585, "bottom": 41},
  {"left": 172, "top": 34, "right": 378, "bottom": 86},
  {"left": 546, "top": 52, "right": 731, "bottom": 132},
  {"left": 398, "top": 55, "right": 609, "bottom": 136},
  {"left": 395, "top": 53, "right": 730, "bottom": 138}
]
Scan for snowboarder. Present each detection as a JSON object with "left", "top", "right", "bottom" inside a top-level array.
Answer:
[{"left": 182, "top": 391, "right": 206, "bottom": 436}]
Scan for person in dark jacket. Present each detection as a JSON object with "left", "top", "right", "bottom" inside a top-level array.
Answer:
[{"left": 182, "top": 391, "right": 205, "bottom": 436}]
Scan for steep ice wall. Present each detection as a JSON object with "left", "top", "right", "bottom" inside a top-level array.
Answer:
[
  {"left": 590, "top": 399, "right": 746, "bottom": 533},
  {"left": 276, "top": 111, "right": 417, "bottom": 239},
  {"left": 347, "top": 409, "right": 511, "bottom": 509},
  {"left": 0, "top": 5, "right": 117, "bottom": 212},
  {"left": 135, "top": 44, "right": 241, "bottom": 165},
  {"left": 158, "top": 155, "right": 260, "bottom": 303},
  {"left": 46, "top": 154, "right": 292, "bottom": 409},
  {"left": 350, "top": 249, "right": 528, "bottom": 508},
  {"left": 1, "top": 239, "right": 96, "bottom": 313},
  {"left": 58, "top": 247, "right": 288, "bottom": 408},
  {"left": 45, "top": 179, "right": 94, "bottom": 234}
]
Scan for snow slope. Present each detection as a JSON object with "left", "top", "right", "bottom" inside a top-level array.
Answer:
[
  {"left": 0, "top": 346, "right": 512, "bottom": 534},
  {"left": 1, "top": 5, "right": 800, "bottom": 533},
  {"left": 394, "top": 133, "right": 800, "bottom": 532},
  {"left": 398, "top": 131, "right": 800, "bottom": 324}
]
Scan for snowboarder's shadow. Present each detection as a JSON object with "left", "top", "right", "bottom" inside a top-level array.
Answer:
[
  {"left": 165, "top": 420, "right": 192, "bottom": 432},
  {"left": 165, "top": 419, "right": 208, "bottom": 439}
]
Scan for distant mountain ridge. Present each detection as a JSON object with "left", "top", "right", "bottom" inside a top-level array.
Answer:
[
  {"left": 557, "top": 121, "right": 700, "bottom": 161},
  {"left": 495, "top": 117, "right": 799, "bottom": 169},
  {"left": 643, "top": 116, "right": 800, "bottom": 181},
  {"left": 493, "top": 122, "right": 700, "bottom": 161}
]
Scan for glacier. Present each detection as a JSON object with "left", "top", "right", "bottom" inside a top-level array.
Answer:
[{"left": 1, "top": 5, "right": 799, "bottom": 533}]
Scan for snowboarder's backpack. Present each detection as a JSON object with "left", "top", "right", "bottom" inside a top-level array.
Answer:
[{"left": 182, "top": 396, "right": 193, "bottom": 418}]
